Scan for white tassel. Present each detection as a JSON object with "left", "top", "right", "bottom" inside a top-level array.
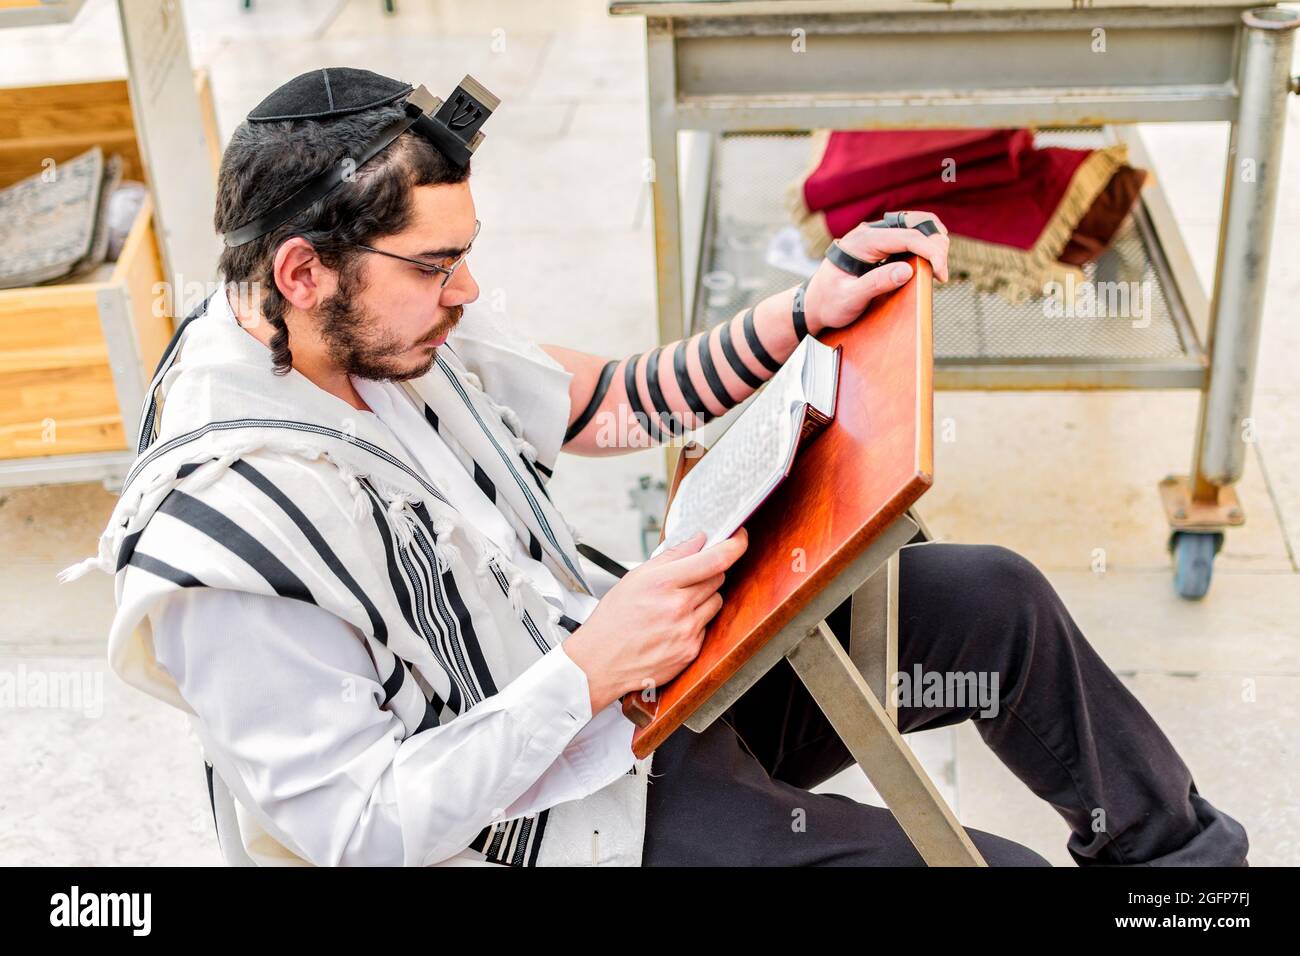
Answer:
[
  {"left": 431, "top": 513, "right": 462, "bottom": 575},
  {"left": 387, "top": 496, "right": 417, "bottom": 550},
  {"left": 340, "top": 472, "right": 370, "bottom": 523},
  {"left": 434, "top": 539, "right": 461, "bottom": 575},
  {"left": 326, "top": 455, "right": 375, "bottom": 525},
  {"left": 505, "top": 569, "right": 527, "bottom": 618},
  {"left": 496, "top": 402, "right": 523, "bottom": 437},
  {"left": 351, "top": 487, "right": 371, "bottom": 523},
  {"left": 182, "top": 450, "right": 240, "bottom": 494},
  {"left": 513, "top": 435, "right": 539, "bottom": 463},
  {"left": 56, "top": 553, "right": 110, "bottom": 583},
  {"left": 430, "top": 512, "right": 456, "bottom": 539}
]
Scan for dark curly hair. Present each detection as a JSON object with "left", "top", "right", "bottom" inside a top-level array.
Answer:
[{"left": 213, "top": 103, "right": 470, "bottom": 374}]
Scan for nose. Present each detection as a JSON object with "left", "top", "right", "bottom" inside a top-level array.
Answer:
[{"left": 442, "top": 262, "right": 479, "bottom": 306}]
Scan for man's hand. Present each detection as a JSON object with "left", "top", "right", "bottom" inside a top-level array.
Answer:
[
  {"left": 805, "top": 210, "right": 950, "bottom": 334},
  {"left": 562, "top": 527, "right": 749, "bottom": 715}
]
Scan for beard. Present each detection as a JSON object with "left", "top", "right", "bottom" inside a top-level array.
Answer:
[{"left": 315, "top": 265, "right": 462, "bottom": 382}]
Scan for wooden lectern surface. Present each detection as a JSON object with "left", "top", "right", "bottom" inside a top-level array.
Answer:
[{"left": 626, "top": 257, "right": 934, "bottom": 758}]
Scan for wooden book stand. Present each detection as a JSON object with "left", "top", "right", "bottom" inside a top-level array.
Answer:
[{"left": 621, "top": 257, "right": 986, "bottom": 866}]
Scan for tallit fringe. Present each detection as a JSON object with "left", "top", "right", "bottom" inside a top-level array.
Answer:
[
  {"left": 473, "top": 548, "right": 527, "bottom": 619},
  {"left": 58, "top": 436, "right": 270, "bottom": 583},
  {"left": 545, "top": 603, "right": 563, "bottom": 628},
  {"left": 476, "top": 383, "right": 540, "bottom": 464},
  {"left": 429, "top": 512, "right": 462, "bottom": 575},
  {"left": 182, "top": 450, "right": 244, "bottom": 494},
  {"left": 366, "top": 478, "right": 422, "bottom": 551},
  {"left": 57, "top": 550, "right": 112, "bottom": 584},
  {"left": 505, "top": 568, "right": 528, "bottom": 618},
  {"left": 321, "top": 453, "right": 381, "bottom": 525}
]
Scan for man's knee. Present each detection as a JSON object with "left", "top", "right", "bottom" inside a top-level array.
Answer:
[
  {"left": 943, "top": 544, "right": 1060, "bottom": 627},
  {"left": 909, "top": 546, "right": 1060, "bottom": 621},
  {"left": 970, "top": 543, "right": 1052, "bottom": 595},
  {"left": 967, "top": 827, "right": 1053, "bottom": 867}
]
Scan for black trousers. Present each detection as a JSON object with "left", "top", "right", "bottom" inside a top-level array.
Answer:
[{"left": 641, "top": 542, "right": 1250, "bottom": 866}]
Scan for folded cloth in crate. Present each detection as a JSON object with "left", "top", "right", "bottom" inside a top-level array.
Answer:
[
  {"left": 0, "top": 145, "right": 127, "bottom": 289},
  {"left": 786, "top": 128, "right": 1148, "bottom": 304}
]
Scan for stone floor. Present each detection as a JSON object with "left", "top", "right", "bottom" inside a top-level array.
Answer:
[{"left": 0, "top": 0, "right": 1296, "bottom": 867}]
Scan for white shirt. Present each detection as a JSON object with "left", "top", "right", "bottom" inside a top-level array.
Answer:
[{"left": 147, "top": 376, "right": 637, "bottom": 867}]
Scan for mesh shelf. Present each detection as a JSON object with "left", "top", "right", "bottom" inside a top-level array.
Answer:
[{"left": 692, "top": 130, "right": 1206, "bottom": 386}]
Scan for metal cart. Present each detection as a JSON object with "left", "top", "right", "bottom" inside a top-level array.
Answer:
[{"left": 610, "top": 0, "right": 1300, "bottom": 599}]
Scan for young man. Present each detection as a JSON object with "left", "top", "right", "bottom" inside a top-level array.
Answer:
[{"left": 69, "top": 68, "right": 1247, "bottom": 867}]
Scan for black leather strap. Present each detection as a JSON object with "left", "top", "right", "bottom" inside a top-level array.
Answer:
[
  {"left": 623, "top": 352, "right": 668, "bottom": 444},
  {"left": 643, "top": 345, "right": 685, "bottom": 438},
  {"left": 825, "top": 241, "right": 882, "bottom": 278},
  {"left": 718, "top": 315, "right": 765, "bottom": 390},
  {"left": 576, "top": 542, "right": 629, "bottom": 580},
  {"left": 741, "top": 306, "right": 782, "bottom": 374},
  {"left": 792, "top": 279, "right": 812, "bottom": 341},
  {"left": 826, "top": 216, "right": 940, "bottom": 278},
  {"left": 672, "top": 339, "right": 713, "bottom": 422},
  {"left": 868, "top": 210, "right": 910, "bottom": 228},
  {"left": 696, "top": 328, "right": 735, "bottom": 409},
  {"left": 223, "top": 104, "right": 424, "bottom": 247},
  {"left": 564, "top": 358, "right": 616, "bottom": 444}
]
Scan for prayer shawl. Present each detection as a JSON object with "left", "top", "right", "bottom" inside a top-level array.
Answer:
[
  {"left": 61, "top": 289, "right": 653, "bottom": 867},
  {"left": 786, "top": 128, "right": 1148, "bottom": 303}
]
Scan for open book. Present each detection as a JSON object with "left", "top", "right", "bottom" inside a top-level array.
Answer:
[{"left": 651, "top": 334, "right": 842, "bottom": 558}]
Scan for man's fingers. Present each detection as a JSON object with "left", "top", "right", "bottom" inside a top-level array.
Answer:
[
  {"left": 902, "top": 210, "right": 949, "bottom": 236},
  {"left": 689, "top": 592, "right": 725, "bottom": 632},
  {"left": 652, "top": 530, "right": 707, "bottom": 562},
  {"left": 842, "top": 220, "right": 950, "bottom": 282},
  {"left": 681, "top": 571, "right": 726, "bottom": 608},
  {"left": 659, "top": 527, "right": 749, "bottom": 587},
  {"left": 851, "top": 260, "right": 916, "bottom": 299}
]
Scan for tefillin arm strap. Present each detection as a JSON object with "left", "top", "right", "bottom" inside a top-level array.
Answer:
[{"left": 824, "top": 212, "right": 941, "bottom": 278}]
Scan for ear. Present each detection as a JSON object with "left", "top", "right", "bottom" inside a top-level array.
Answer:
[{"left": 272, "top": 237, "right": 335, "bottom": 311}]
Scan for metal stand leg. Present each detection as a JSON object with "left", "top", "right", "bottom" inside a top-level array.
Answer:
[
  {"left": 1163, "top": 7, "right": 1299, "bottom": 599},
  {"left": 679, "top": 515, "right": 981, "bottom": 864},
  {"left": 848, "top": 551, "right": 900, "bottom": 726},
  {"left": 787, "top": 622, "right": 987, "bottom": 866}
]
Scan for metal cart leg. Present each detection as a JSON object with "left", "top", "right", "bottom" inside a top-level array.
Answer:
[
  {"left": 646, "top": 18, "right": 685, "bottom": 348},
  {"left": 1162, "top": 7, "right": 1300, "bottom": 600}
]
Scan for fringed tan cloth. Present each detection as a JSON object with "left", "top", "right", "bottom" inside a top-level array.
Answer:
[{"left": 786, "top": 129, "right": 1149, "bottom": 303}]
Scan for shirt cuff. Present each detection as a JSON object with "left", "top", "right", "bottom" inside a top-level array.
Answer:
[{"left": 495, "top": 642, "right": 593, "bottom": 756}]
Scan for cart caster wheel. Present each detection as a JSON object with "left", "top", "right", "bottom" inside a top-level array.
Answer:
[{"left": 1169, "top": 531, "right": 1223, "bottom": 601}]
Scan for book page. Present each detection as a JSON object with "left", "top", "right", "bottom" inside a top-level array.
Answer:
[{"left": 652, "top": 340, "right": 814, "bottom": 557}]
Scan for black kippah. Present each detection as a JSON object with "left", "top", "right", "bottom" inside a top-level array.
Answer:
[
  {"left": 222, "top": 69, "right": 499, "bottom": 248},
  {"left": 247, "top": 68, "right": 413, "bottom": 123}
]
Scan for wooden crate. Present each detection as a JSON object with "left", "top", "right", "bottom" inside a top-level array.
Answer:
[{"left": 0, "top": 71, "right": 219, "bottom": 478}]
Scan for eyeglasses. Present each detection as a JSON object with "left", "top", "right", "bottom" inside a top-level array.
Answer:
[{"left": 352, "top": 219, "right": 481, "bottom": 288}]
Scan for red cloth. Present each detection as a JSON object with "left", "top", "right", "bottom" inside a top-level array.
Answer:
[
  {"left": 796, "top": 128, "right": 1145, "bottom": 268},
  {"left": 801, "top": 129, "right": 1032, "bottom": 212},
  {"left": 1059, "top": 164, "right": 1149, "bottom": 265}
]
